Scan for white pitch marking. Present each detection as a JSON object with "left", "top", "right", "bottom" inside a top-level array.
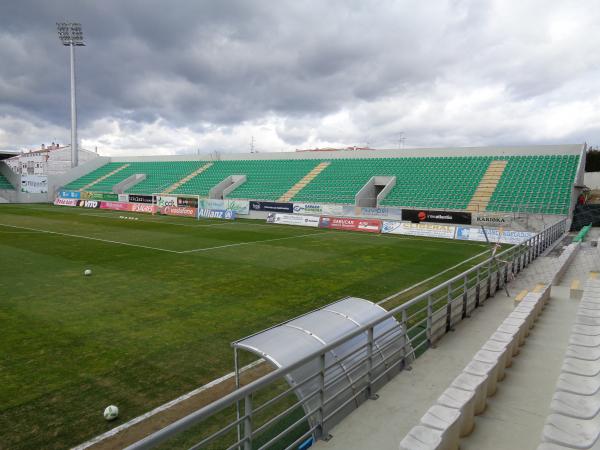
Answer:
[
  {"left": 0, "top": 223, "right": 180, "bottom": 253},
  {"left": 180, "top": 231, "right": 333, "bottom": 253}
]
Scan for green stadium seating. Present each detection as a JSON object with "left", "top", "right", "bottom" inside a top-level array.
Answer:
[
  {"left": 62, "top": 154, "right": 579, "bottom": 215},
  {"left": 0, "top": 172, "right": 14, "bottom": 190}
]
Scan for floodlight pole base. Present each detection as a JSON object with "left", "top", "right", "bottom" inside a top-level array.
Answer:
[{"left": 369, "top": 393, "right": 380, "bottom": 400}]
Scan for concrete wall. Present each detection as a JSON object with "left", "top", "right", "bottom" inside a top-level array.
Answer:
[
  {"left": 109, "top": 144, "right": 585, "bottom": 163},
  {"left": 584, "top": 172, "right": 600, "bottom": 189},
  {"left": 49, "top": 156, "right": 110, "bottom": 196}
]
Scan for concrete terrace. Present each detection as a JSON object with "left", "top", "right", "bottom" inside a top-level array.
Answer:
[{"left": 316, "top": 231, "right": 600, "bottom": 450}]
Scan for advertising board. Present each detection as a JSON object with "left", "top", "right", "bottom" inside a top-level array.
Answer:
[
  {"left": 341, "top": 206, "right": 403, "bottom": 220},
  {"left": 100, "top": 201, "right": 132, "bottom": 211},
  {"left": 118, "top": 194, "right": 129, "bottom": 202},
  {"left": 81, "top": 191, "right": 118, "bottom": 201},
  {"left": 128, "top": 194, "right": 153, "bottom": 204},
  {"left": 402, "top": 209, "right": 471, "bottom": 225},
  {"left": 59, "top": 190, "right": 80, "bottom": 199},
  {"left": 266, "top": 213, "right": 320, "bottom": 227},
  {"left": 455, "top": 226, "right": 535, "bottom": 244},
  {"left": 20, "top": 175, "right": 48, "bottom": 193},
  {"left": 177, "top": 196, "right": 198, "bottom": 208},
  {"left": 156, "top": 195, "right": 178, "bottom": 207},
  {"left": 131, "top": 203, "right": 157, "bottom": 214},
  {"left": 381, "top": 221, "right": 456, "bottom": 239},
  {"left": 54, "top": 198, "right": 78, "bottom": 206},
  {"left": 160, "top": 206, "right": 197, "bottom": 217},
  {"left": 250, "top": 201, "right": 294, "bottom": 213},
  {"left": 199, "top": 199, "right": 249, "bottom": 215},
  {"left": 293, "top": 203, "right": 345, "bottom": 216},
  {"left": 318, "top": 217, "right": 381, "bottom": 233},
  {"left": 471, "top": 213, "right": 513, "bottom": 227},
  {"left": 198, "top": 208, "right": 237, "bottom": 220},
  {"left": 77, "top": 199, "right": 101, "bottom": 208}
]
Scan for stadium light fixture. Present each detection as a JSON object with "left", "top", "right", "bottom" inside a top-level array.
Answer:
[{"left": 57, "top": 22, "right": 85, "bottom": 168}]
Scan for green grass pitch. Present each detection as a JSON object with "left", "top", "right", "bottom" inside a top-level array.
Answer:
[{"left": 0, "top": 204, "right": 489, "bottom": 449}]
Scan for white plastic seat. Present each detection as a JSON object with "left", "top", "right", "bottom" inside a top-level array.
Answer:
[
  {"left": 420, "top": 404, "right": 461, "bottom": 450},
  {"left": 399, "top": 425, "right": 444, "bottom": 450},
  {"left": 542, "top": 413, "right": 600, "bottom": 448},
  {"left": 489, "top": 330, "right": 519, "bottom": 357},
  {"left": 562, "top": 358, "right": 600, "bottom": 377},
  {"left": 482, "top": 339, "right": 511, "bottom": 369},
  {"left": 566, "top": 345, "right": 600, "bottom": 361},
  {"left": 570, "top": 334, "right": 600, "bottom": 348},
  {"left": 551, "top": 391, "right": 600, "bottom": 419},
  {"left": 437, "top": 387, "right": 476, "bottom": 437},
  {"left": 572, "top": 324, "right": 600, "bottom": 337},
  {"left": 451, "top": 372, "right": 488, "bottom": 414},
  {"left": 474, "top": 348, "right": 506, "bottom": 381},
  {"left": 556, "top": 373, "right": 600, "bottom": 396}
]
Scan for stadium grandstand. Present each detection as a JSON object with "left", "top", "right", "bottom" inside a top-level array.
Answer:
[{"left": 4, "top": 142, "right": 600, "bottom": 450}]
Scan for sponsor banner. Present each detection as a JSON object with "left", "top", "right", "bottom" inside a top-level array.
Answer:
[
  {"left": 382, "top": 221, "right": 456, "bottom": 239},
  {"left": 81, "top": 191, "right": 119, "bottom": 201},
  {"left": 54, "top": 198, "right": 78, "bottom": 207},
  {"left": 455, "top": 226, "right": 535, "bottom": 244},
  {"left": 128, "top": 194, "right": 153, "bottom": 204},
  {"left": 21, "top": 175, "right": 48, "bottom": 193},
  {"left": 266, "top": 213, "right": 320, "bottom": 227},
  {"left": 292, "top": 203, "right": 346, "bottom": 216},
  {"left": 59, "top": 190, "right": 80, "bottom": 199},
  {"left": 118, "top": 194, "right": 129, "bottom": 202},
  {"left": 250, "top": 201, "right": 294, "bottom": 213},
  {"left": 156, "top": 195, "right": 178, "bottom": 208},
  {"left": 472, "top": 213, "right": 513, "bottom": 227},
  {"left": 318, "top": 216, "right": 381, "bottom": 233},
  {"left": 100, "top": 201, "right": 132, "bottom": 211},
  {"left": 199, "top": 199, "right": 250, "bottom": 215},
  {"left": 177, "top": 196, "right": 198, "bottom": 208},
  {"left": 403, "top": 209, "right": 471, "bottom": 225},
  {"left": 341, "top": 206, "right": 403, "bottom": 220},
  {"left": 198, "top": 208, "right": 237, "bottom": 220},
  {"left": 161, "top": 206, "right": 197, "bottom": 217},
  {"left": 131, "top": 203, "right": 157, "bottom": 214},
  {"left": 77, "top": 199, "right": 101, "bottom": 208}
]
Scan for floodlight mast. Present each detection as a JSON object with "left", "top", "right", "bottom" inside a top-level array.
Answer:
[{"left": 57, "top": 22, "right": 85, "bottom": 168}]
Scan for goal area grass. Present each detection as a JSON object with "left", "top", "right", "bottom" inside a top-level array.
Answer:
[{"left": 0, "top": 204, "right": 490, "bottom": 449}]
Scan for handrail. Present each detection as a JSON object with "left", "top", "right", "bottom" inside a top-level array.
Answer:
[{"left": 125, "top": 218, "right": 567, "bottom": 450}]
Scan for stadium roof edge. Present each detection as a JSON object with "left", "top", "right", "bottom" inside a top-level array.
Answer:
[{"left": 108, "top": 143, "right": 585, "bottom": 163}]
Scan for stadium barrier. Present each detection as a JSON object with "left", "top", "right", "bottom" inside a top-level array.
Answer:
[{"left": 125, "top": 218, "right": 568, "bottom": 450}]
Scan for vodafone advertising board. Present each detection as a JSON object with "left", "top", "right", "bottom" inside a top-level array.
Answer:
[
  {"left": 318, "top": 217, "right": 381, "bottom": 233},
  {"left": 161, "top": 206, "right": 197, "bottom": 217}
]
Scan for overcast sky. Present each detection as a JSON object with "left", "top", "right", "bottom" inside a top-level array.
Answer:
[{"left": 0, "top": 0, "right": 598, "bottom": 156}]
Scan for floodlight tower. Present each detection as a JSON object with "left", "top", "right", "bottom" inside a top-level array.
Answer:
[{"left": 57, "top": 22, "right": 85, "bottom": 167}]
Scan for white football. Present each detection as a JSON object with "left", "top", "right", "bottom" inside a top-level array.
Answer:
[
  {"left": 104, "top": 405, "right": 119, "bottom": 421},
  {"left": 84, "top": 269, "right": 92, "bottom": 276}
]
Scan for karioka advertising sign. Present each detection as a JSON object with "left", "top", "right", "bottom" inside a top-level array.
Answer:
[
  {"left": 318, "top": 217, "right": 381, "bottom": 233},
  {"left": 160, "top": 206, "right": 197, "bottom": 217},
  {"left": 472, "top": 213, "right": 513, "bottom": 227},
  {"left": 402, "top": 209, "right": 471, "bottom": 225}
]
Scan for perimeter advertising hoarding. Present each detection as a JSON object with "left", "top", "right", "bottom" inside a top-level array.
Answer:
[
  {"left": 59, "top": 190, "right": 80, "bottom": 199},
  {"left": 130, "top": 203, "right": 157, "bottom": 214},
  {"left": 341, "top": 206, "right": 403, "bottom": 220},
  {"left": 118, "top": 194, "right": 129, "bottom": 202},
  {"left": 76, "top": 200, "right": 101, "bottom": 208},
  {"left": 155, "top": 195, "right": 178, "bottom": 207},
  {"left": 266, "top": 213, "right": 320, "bottom": 227},
  {"left": 80, "top": 191, "right": 118, "bottom": 201},
  {"left": 250, "top": 201, "right": 294, "bottom": 213},
  {"left": 160, "top": 206, "right": 197, "bottom": 217},
  {"left": 381, "top": 221, "right": 456, "bottom": 239},
  {"left": 471, "top": 213, "right": 513, "bottom": 227},
  {"left": 198, "top": 208, "right": 237, "bottom": 220},
  {"left": 402, "top": 209, "right": 471, "bottom": 225},
  {"left": 54, "top": 198, "right": 78, "bottom": 206},
  {"left": 128, "top": 194, "right": 153, "bottom": 204},
  {"left": 455, "top": 226, "right": 535, "bottom": 244},
  {"left": 318, "top": 217, "right": 381, "bottom": 233},
  {"left": 199, "top": 199, "right": 250, "bottom": 215},
  {"left": 20, "top": 175, "right": 48, "bottom": 193},
  {"left": 177, "top": 196, "right": 198, "bottom": 208},
  {"left": 100, "top": 201, "right": 133, "bottom": 211},
  {"left": 293, "top": 203, "right": 345, "bottom": 216}
]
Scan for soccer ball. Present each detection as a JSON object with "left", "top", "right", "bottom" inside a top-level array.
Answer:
[
  {"left": 103, "top": 405, "right": 119, "bottom": 421},
  {"left": 84, "top": 269, "right": 92, "bottom": 276}
]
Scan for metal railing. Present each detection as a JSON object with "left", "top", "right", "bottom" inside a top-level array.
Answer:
[{"left": 126, "top": 218, "right": 568, "bottom": 450}]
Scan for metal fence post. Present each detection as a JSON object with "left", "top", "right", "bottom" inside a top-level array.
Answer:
[
  {"left": 366, "top": 327, "right": 378, "bottom": 399},
  {"left": 475, "top": 266, "right": 481, "bottom": 307},
  {"left": 243, "top": 394, "right": 253, "bottom": 450},
  {"left": 446, "top": 282, "right": 453, "bottom": 332},
  {"left": 427, "top": 294, "right": 433, "bottom": 344},
  {"left": 462, "top": 274, "right": 469, "bottom": 318},
  {"left": 318, "top": 353, "right": 328, "bottom": 439}
]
